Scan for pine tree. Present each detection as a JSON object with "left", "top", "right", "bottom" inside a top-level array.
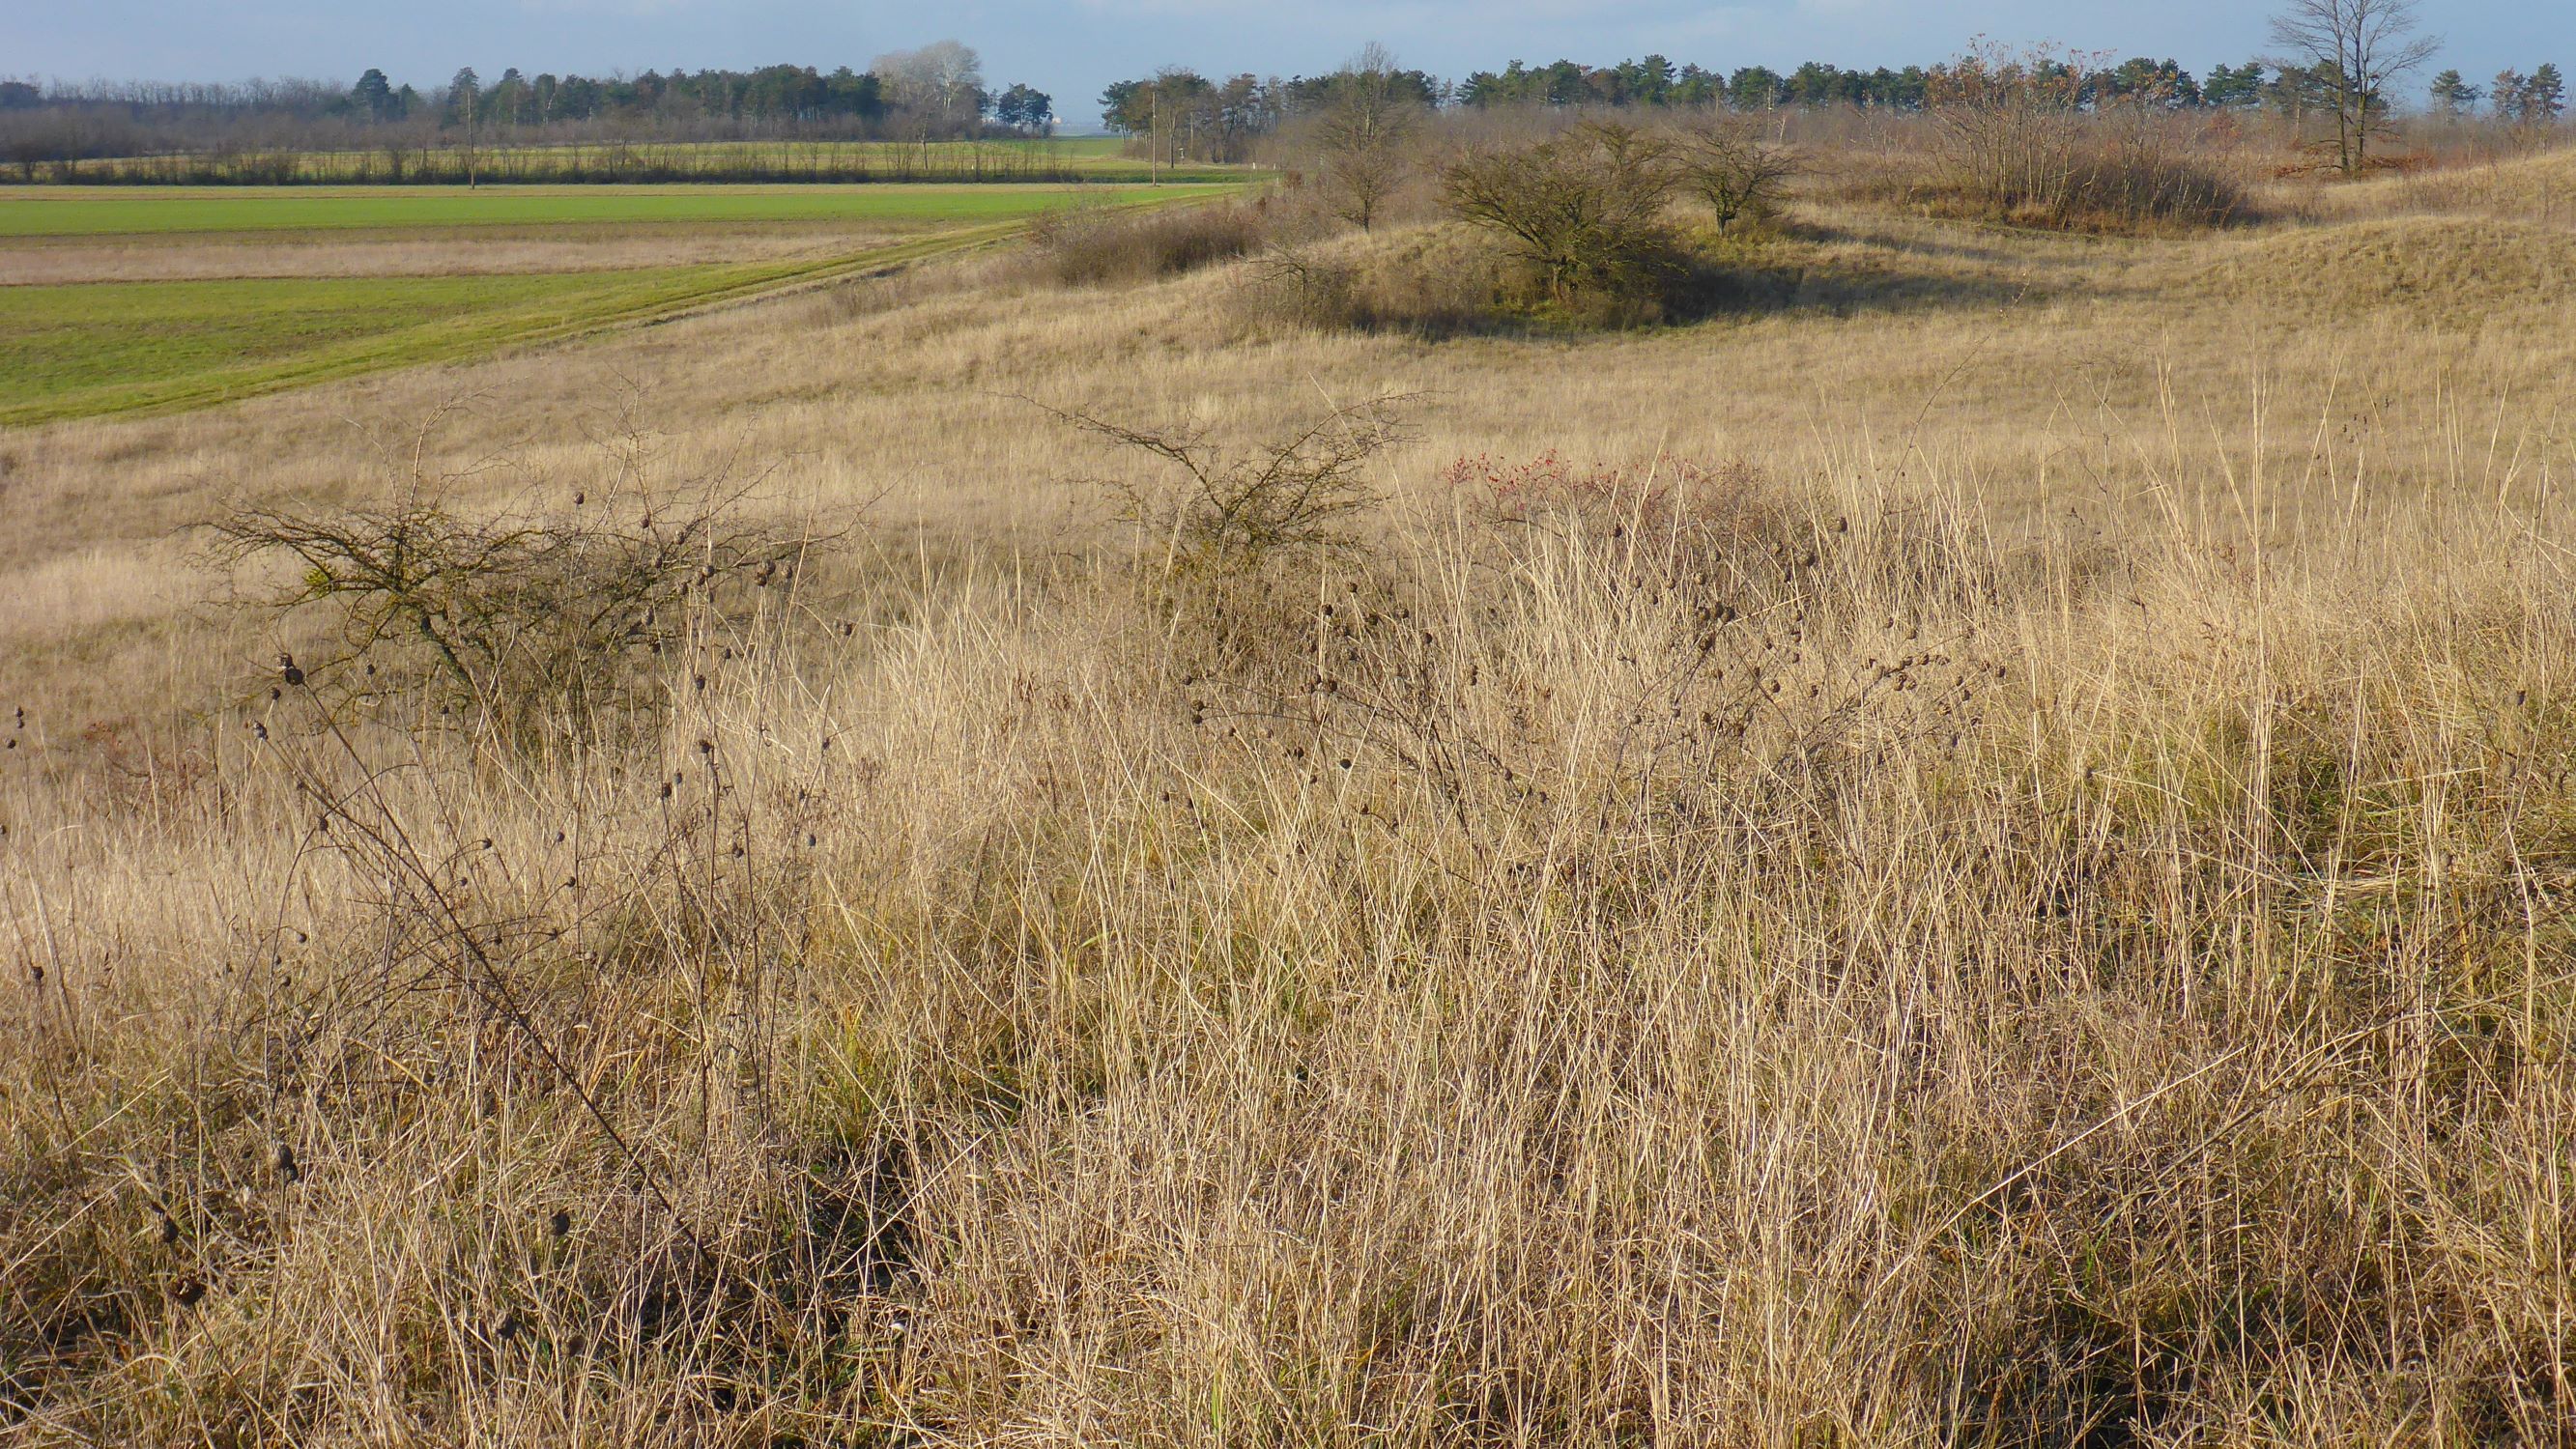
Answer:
[
  {"left": 2426, "top": 69, "right": 2481, "bottom": 115},
  {"left": 350, "top": 68, "right": 394, "bottom": 122},
  {"left": 2493, "top": 70, "right": 2528, "bottom": 121},
  {"left": 2527, "top": 64, "right": 2567, "bottom": 123},
  {"left": 447, "top": 67, "right": 481, "bottom": 126}
]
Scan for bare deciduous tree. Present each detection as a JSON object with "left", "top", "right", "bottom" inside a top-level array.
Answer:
[
  {"left": 1674, "top": 115, "right": 1795, "bottom": 234},
  {"left": 2268, "top": 0, "right": 2440, "bottom": 175},
  {"left": 1311, "top": 43, "right": 1420, "bottom": 232},
  {"left": 871, "top": 41, "right": 985, "bottom": 122}
]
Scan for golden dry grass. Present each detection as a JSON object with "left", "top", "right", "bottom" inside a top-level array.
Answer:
[
  {"left": 2330, "top": 138, "right": 2576, "bottom": 229},
  {"left": 2, "top": 168, "right": 2573, "bottom": 1446},
  {"left": 2192, "top": 215, "right": 2576, "bottom": 326}
]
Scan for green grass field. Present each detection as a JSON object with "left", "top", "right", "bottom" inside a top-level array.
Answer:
[
  {"left": 0, "top": 183, "right": 1191, "bottom": 238},
  {"left": 5, "top": 271, "right": 643, "bottom": 399},
  {"left": 0, "top": 183, "right": 1243, "bottom": 425}
]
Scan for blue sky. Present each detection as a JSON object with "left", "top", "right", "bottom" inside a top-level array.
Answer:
[{"left": 7, "top": 0, "right": 2568, "bottom": 126}]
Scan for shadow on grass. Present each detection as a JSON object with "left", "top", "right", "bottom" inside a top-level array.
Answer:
[{"left": 1674, "top": 221, "right": 2058, "bottom": 322}]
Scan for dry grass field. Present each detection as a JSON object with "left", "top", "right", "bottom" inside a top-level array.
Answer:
[{"left": 2, "top": 133, "right": 2574, "bottom": 1446}]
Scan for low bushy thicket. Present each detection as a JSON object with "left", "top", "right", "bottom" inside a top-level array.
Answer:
[
  {"left": 1025, "top": 199, "right": 1278, "bottom": 286},
  {"left": 1921, "top": 44, "right": 2247, "bottom": 231},
  {"left": 1237, "top": 226, "right": 1507, "bottom": 336}
]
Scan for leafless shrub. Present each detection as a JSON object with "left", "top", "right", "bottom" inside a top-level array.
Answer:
[
  {"left": 1239, "top": 232, "right": 1502, "bottom": 337},
  {"left": 1026, "top": 201, "right": 1274, "bottom": 286},
  {"left": 1674, "top": 116, "right": 1798, "bottom": 234},
  {"left": 1245, "top": 242, "right": 1362, "bottom": 327},
  {"left": 1928, "top": 43, "right": 2244, "bottom": 230},
  {"left": 209, "top": 423, "right": 824, "bottom": 749},
  {"left": 2061, "top": 129, "right": 2247, "bottom": 229},
  {"left": 1441, "top": 121, "right": 1686, "bottom": 311},
  {"left": 1042, "top": 394, "right": 1416, "bottom": 574},
  {"left": 1927, "top": 43, "right": 2095, "bottom": 221}
]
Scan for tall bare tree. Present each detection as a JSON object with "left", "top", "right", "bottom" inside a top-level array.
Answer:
[
  {"left": 871, "top": 41, "right": 985, "bottom": 123},
  {"left": 1311, "top": 43, "right": 1419, "bottom": 232},
  {"left": 2268, "top": 0, "right": 2440, "bottom": 175}
]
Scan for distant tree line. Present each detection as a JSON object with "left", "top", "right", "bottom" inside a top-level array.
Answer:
[
  {"left": 370, "top": 64, "right": 894, "bottom": 129},
  {"left": 5, "top": 29, "right": 2562, "bottom": 184},
  {"left": 2430, "top": 65, "right": 2568, "bottom": 122},
  {"left": 1097, "top": 47, "right": 2568, "bottom": 161},
  {"left": 0, "top": 43, "right": 1056, "bottom": 181}
]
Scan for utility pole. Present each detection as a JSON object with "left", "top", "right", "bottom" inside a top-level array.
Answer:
[
  {"left": 1150, "top": 86, "right": 1160, "bottom": 185},
  {"left": 466, "top": 82, "right": 478, "bottom": 188}
]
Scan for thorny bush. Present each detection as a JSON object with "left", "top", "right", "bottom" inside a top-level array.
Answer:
[
  {"left": 211, "top": 428, "right": 824, "bottom": 751},
  {"left": 1043, "top": 393, "right": 1417, "bottom": 577}
]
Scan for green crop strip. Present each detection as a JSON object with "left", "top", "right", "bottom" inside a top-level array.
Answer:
[
  {"left": 0, "top": 188, "right": 1240, "bottom": 426},
  {"left": 0, "top": 182, "right": 1232, "bottom": 238}
]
